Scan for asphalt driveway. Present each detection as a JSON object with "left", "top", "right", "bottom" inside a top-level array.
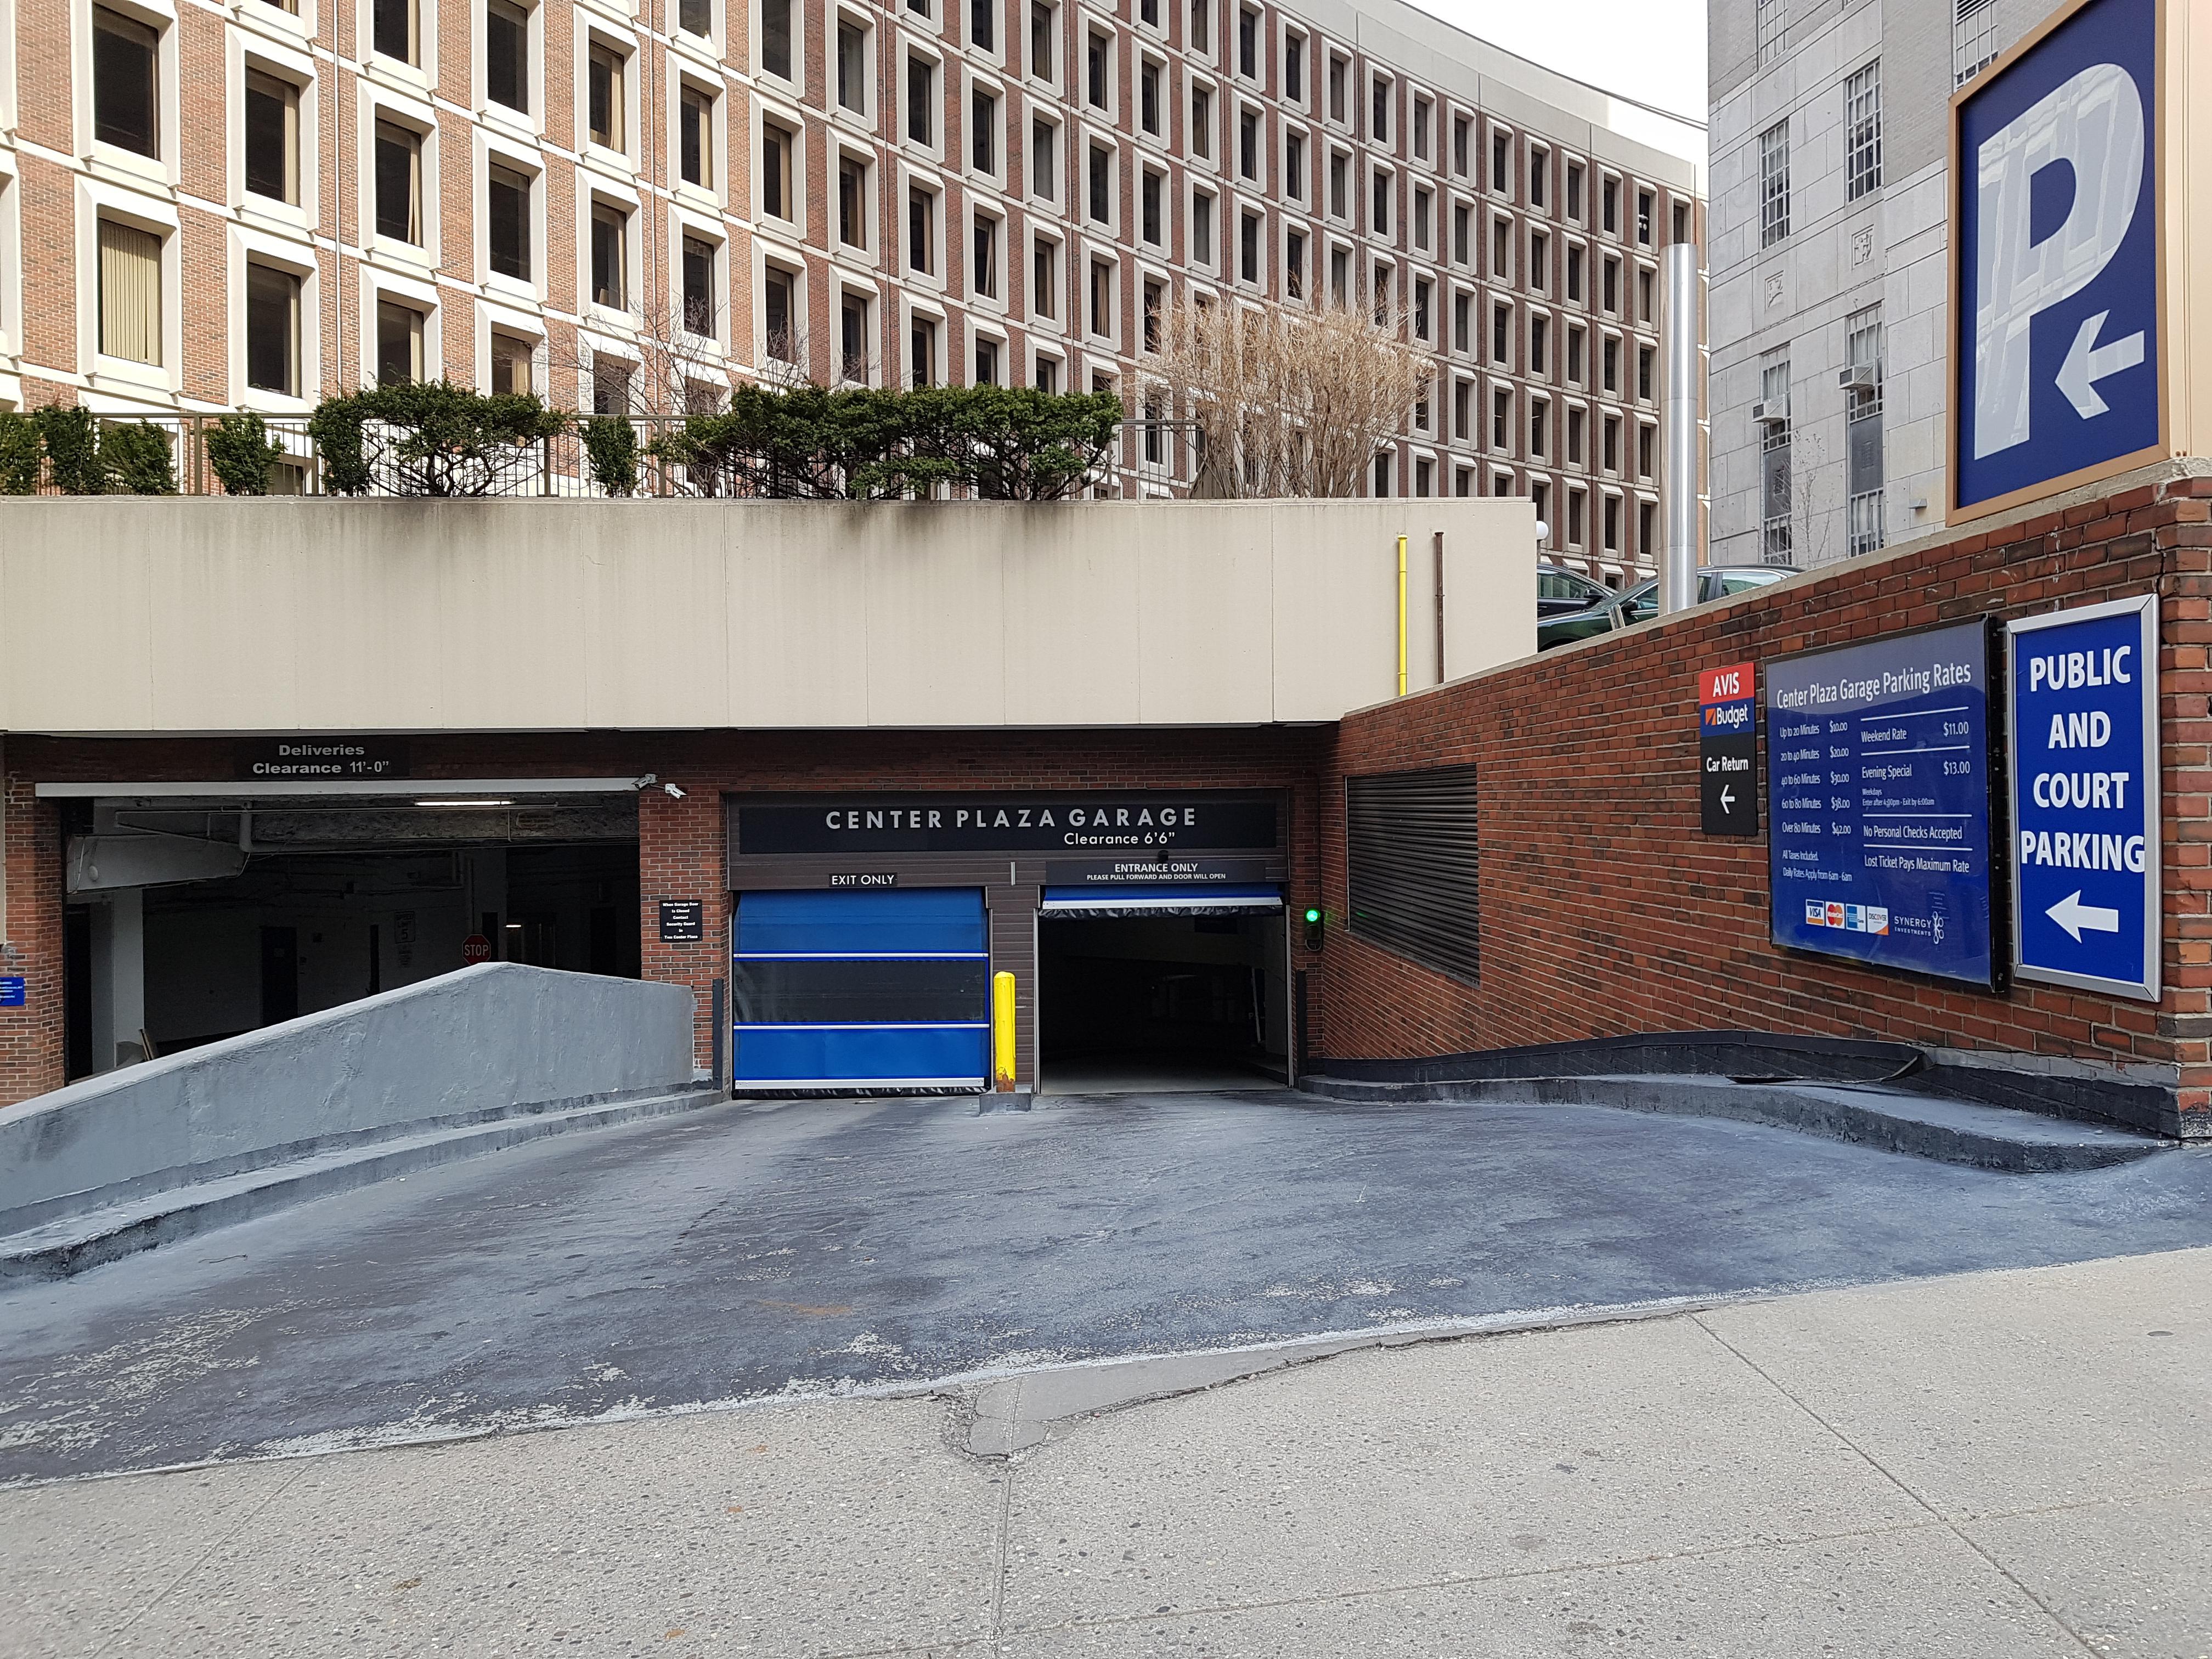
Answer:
[{"left": 4, "top": 1087, "right": 2211, "bottom": 1485}]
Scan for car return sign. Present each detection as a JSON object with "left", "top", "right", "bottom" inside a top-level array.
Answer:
[{"left": 2007, "top": 595, "right": 2161, "bottom": 1000}]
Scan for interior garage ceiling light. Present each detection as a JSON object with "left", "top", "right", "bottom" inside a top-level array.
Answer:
[{"left": 414, "top": 798, "right": 514, "bottom": 808}]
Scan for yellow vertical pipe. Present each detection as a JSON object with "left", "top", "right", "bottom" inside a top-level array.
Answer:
[
  {"left": 992, "top": 970, "right": 1017, "bottom": 1091},
  {"left": 1396, "top": 535, "right": 1408, "bottom": 696}
]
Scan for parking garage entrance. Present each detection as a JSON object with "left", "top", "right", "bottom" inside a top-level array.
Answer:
[
  {"left": 725, "top": 791, "right": 1292, "bottom": 1096},
  {"left": 46, "top": 779, "right": 642, "bottom": 1079}
]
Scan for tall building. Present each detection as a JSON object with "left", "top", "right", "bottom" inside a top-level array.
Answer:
[
  {"left": 1707, "top": 0, "right": 2050, "bottom": 569},
  {"left": 0, "top": 0, "right": 1696, "bottom": 573}
]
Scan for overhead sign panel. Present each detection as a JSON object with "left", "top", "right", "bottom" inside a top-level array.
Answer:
[
  {"left": 1952, "top": 0, "right": 2163, "bottom": 520},
  {"left": 1768, "top": 623, "right": 1996, "bottom": 986},
  {"left": 2007, "top": 595, "right": 2161, "bottom": 1000}
]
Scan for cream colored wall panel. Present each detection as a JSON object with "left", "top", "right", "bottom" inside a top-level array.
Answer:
[
  {"left": 721, "top": 506, "right": 873, "bottom": 729},
  {"left": 999, "top": 506, "right": 1145, "bottom": 727},
  {"left": 1271, "top": 505, "right": 1410, "bottom": 721},
  {"left": 1136, "top": 507, "right": 1276, "bottom": 727},
  {"left": 861, "top": 507, "right": 1010, "bottom": 727},
  {"left": 578, "top": 507, "right": 733, "bottom": 730},
  {"left": 1, "top": 505, "right": 160, "bottom": 733}
]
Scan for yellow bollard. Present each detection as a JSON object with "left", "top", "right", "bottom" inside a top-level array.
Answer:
[
  {"left": 1396, "top": 534, "right": 1409, "bottom": 697},
  {"left": 992, "top": 970, "right": 1017, "bottom": 1091}
]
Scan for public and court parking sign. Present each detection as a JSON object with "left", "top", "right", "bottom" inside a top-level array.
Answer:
[
  {"left": 1952, "top": 0, "right": 2164, "bottom": 521},
  {"left": 2007, "top": 596, "right": 2161, "bottom": 999},
  {"left": 1768, "top": 622, "right": 1996, "bottom": 987}
]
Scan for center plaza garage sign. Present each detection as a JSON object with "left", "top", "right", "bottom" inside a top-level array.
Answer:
[
  {"left": 1767, "top": 623, "right": 1996, "bottom": 986},
  {"left": 1953, "top": 0, "right": 2163, "bottom": 518},
  {"left": 734, "top": 794, "right": 1281, "bottom": 855}
]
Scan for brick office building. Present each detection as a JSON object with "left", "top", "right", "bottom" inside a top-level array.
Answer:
[{"left": 0, "top": 0, "right": 1699, "bottom": 576}]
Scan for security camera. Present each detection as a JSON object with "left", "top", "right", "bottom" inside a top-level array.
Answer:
[{"left": 663, "top": 783, "right": 687, "bottom": 799}]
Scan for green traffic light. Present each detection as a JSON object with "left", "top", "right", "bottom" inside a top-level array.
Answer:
[{"left": 1304, "top": 908, "right": 1322, "bottom": 924}]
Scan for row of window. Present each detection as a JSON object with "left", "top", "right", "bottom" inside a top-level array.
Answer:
[
  {"left": 1759, "top": 59, "right": 1881, "bottom": 250},
  {"left": 1754, "top": 306, "right": 1886, "bottom": 564}
]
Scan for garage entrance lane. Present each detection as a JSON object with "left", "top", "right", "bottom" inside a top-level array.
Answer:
[{"left": 4, "top": 1088, "right": 2211, "bottom": 1485}]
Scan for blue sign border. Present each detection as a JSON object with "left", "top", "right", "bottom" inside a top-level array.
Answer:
[
  {"left": 1949, "top": 0, "right": 2168, "bottom": 521},
  {"left": 2005, "top": 594, "right": 2162, "bottom": 1001}
]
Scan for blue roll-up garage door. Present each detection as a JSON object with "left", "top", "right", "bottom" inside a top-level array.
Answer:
[{"left": 732, "top": 889, "right": 989, "bottom": 1091}]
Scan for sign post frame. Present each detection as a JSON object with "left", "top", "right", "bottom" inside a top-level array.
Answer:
[{"left": 2005, "top": 592, "right": 2163, "bottom": 1001}]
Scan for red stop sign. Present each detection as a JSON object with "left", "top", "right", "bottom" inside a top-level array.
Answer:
[{"left": 462, "top": 934, "right": 494, "bottom": 966}]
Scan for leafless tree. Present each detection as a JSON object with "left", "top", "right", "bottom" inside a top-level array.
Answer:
[
  {"left": 546, "top": 295, "right": 747, "bottom": 419},
  {"left": 1147, "top": 292, "right": 1434, "bottom": 498}
]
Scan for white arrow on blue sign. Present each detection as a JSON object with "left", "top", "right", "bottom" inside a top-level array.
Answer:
[
  {"left": 2006, "top": 594, "right": 2160, "bottom": 1001},
  {"left": 1953, "top": 0, "right": 2164, "bottom": 518}
]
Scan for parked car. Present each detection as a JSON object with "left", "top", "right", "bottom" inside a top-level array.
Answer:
[
  {"left": 1537, "top": 562, "right": 1613, "bottom": 619},
  {"left": 1537, "top": 565, "right": 1799, "bottom": 651}
]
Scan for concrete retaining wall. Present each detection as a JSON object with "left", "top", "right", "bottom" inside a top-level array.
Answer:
[{"left": 0, "top": 963, "right": 696, "bottom": 1226}]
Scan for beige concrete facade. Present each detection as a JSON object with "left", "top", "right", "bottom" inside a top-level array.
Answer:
[{"left": 0, "top": 496, "right": 1534, "bottom": 732}]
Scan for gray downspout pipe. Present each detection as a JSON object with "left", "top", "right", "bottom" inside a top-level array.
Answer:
[{"left": 1661, "top": 241, "right": 1702, "bottom": 616}]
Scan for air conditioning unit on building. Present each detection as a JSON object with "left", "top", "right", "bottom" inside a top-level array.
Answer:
[
  {"left": 1751, "top": 399, "right": 1790, "bottom": 425},
  {"left": 1837, "top": 364, "right": 1879, "bottom": 390}
]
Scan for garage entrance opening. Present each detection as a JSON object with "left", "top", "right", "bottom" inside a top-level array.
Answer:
[{"left": 1037, "top": 891, "right": 1289, "bottom": 1094}]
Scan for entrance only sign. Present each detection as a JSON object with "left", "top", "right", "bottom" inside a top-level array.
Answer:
[
  {"left": 1952, "top": 0, "right": 2163, "bottom": 520},
  {"left": 2006, "top": 594, "right": 2161, "bottom": 1000}
]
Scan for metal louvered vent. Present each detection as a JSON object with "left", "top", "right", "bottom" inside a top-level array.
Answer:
[{"left": 1345, "top": 765, "right": 1479, "bottom": 981}]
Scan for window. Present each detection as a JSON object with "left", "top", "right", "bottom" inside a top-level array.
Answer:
[
  {"left": 1528, "top": 312, "right": 1544, "bottom": 373},
  {"left": 1846, "top": 61, "right": 1882, "bottom": 200},
  {"left": 1370, "top": 261, "right": 1390, "bottom": 324},
  {"left": 1237, "top": 7, "right": 1256, "bottom": 76},
  {"left": 1491, "top": 218, "right": 1508, "bottom": 281},
  {"left": 1566, "top": 162, "right": 1583, "bottom": 219},
  {"left": 1601, "top": 335, "right": 1618, "bottom": 392},
  {"left": 375, "top": 121, "right": 422, "bottom": 241},
  {"left": 1032, "top": 236, "right": 1056, "bottom": 316},
  {"left": 1601, "top": 413, "right": 1618, "bottom": 471},
  {"left": 1602, "top": 255, "right": 1618, "bottom": 312},
  {"left": 1639, "top": 500, "right": 1656, "bottom": 558},
  {"left": 588, "top": 43, "right": 625, "bottom": 150},
  {"left": 1191, "top": 86, "right": 1211, "bottom": 158},
  {"left": 1239, "top": 210, "right": 1259, "bottom": 282},
  {"left": 1847, "top": 307, "right": 1885, "bottom": 555},
  {"left": 1567, "top": 324, "right": 1583, "bottom": 381},
  {"left": 680, "top": 87, "right": 714, "bottom": 188},
  {"left": 1035, "top": 354, "right": 1059, "bottom": 392},
  {"left": 1239, "top": 108, "right": 1258, "bottom": 179},
  {"left": 1566, "top": 244, "right": 1583, "bottom": 301},
  {"left": 1371, "top": 168, "right": 1389, "bottom": 234},
  {"left": 1453, "top": 114, "right": 1469, "bottom": 175},
  {"left": 1090, "top": 258, "right": 1113, "bottom": 333},
  {"left": 1528, "top": 146, "right": 1545, "bottom": 207},
  {"left": 486, "top": 0, "right": 529, "bottom": 114},
  {"left": 838, "top": 156, "right": 867, "bottom": 246},
  {"left": 1674, "top": 201, "right": 1690, "bottom": 242},
  {"left": 1566, "top": 405, "right": 1583, "bottom": 462},
  {"left": 1491, "top": 302, "right": 1509, "bottom": 364},
  {"left": 761, "top": 121, "right": 794, "bottom": 219},
  {"left": 96, "top": 219, "right": 161, "bottom": 363},
  {"left": 838, "top": 22, "right": 866, "bottom": 110},
  {"left": 1032, "top": 117, "right": 1056, "bottom": 196},
  {"left": 1452, "top": 290, "right": 1468, "bottom": 352},
  {"left": 1030, "top": 2, "right": 1053, "bottom": 80},
  {"left": 590, "top": 205, "right": 627, "bottom": 308},
  {"left": 1759, "top": 120, "right": 1789, "bottom": 246},
  {"left": 1370, "top": 77, "right": 1389, "bottom": 142},
  {"left": 1141, "top": 60, "right": 1160, "bottom": 132},
  {"left": 909, "top": 185, "right": 935, "bottom": 273},
  {"left": 490, "top": 331, "right": 533, "bottom": 396},
  {"left": 1636, "top": 189, "right": 1653, "bottom": 244},
  {"left": 1567, "top": 488, "right": 1584, "bottom": 546},
  {"left": 1413, "top": 187, "right": 1430, "bottom": 250},
  {"left": 682, "top": 235, "right": 716, "bottom": 333},
  {"left": 1327, "top": 53, "right": 1345, "bottom": 122},
  {"left": 1286, "top": 229, "right": 1305, "bottom": 297},
  {"left": 1141, "top": 168, "right": 1163, "bottom": 242},
  {"left": 1452, "top": 202, "right": 1468, "bottom": 263},
  {"left": 1089, "top": 142, "right": 1111, "bottom": 221},
  {"left": 680, "top": 0, "right": 710, "bottom": 38},
  {"left": 1412, "top": 97, "right": 1430, "bottom": 161},
  {"left": 1529, "top": 229, "right": 1546, "bottom": 290},
  {"left": 1760, "top": 356, "right": 1791, "bottom": 563},
  {"left": 1601, "top": 176, "right": 1617, "bottom": 233},
  {"left": 1489, "top": 131, "right": 1508, "bottom": 194},
  {"left": 1956, "top": 0, "right": 2000, "bottom": 85},
  {"left": 1143, "top": 278, "right": 1163, "bottom": 348},
  {"left": 1373, "top": 452, "right": 1390, "bottom": 496},
  {"left": 765, "top": 268, "right": 798, "bottom": 363},
  {"left": 93, "top": 8, "right": 159, "bottom": 156},
  {"left": 1756, "top": 0, "right": 1785, "bottom": 66},
  {"left": 1491, "top": 386, "right": 1510, "bottom": 449},
  {"left": 973, "top": 0, "right": 994, "bottom": 50},
  {"left": 1604, "top": 494, "right": 1620, "bottom": 552},
  {"left": 976, "top": 337, "right": 999, "bottom": 384},
  {"left": 1637, "top": 266, "right": 1652, "bottom": 321},
  {"left": 973, "top": 89, "right": 998, "bottom": 170},
  {"left": 1189, "top": 0, "right": 1207, "bottom": 53},
  {"left": 837, "top": 289, "right": 867, "bottom": 376},
  {"left": 1453, "top": 379, "right": 1469, "bottom": 439},
  {"left": 1329, "top": 150, "right": 1347, "bottom": 217},
  {"left": 761, "top": 0, "right": 793, "bottom": 79},
  {"left": 1285, "top": 33, "right": 1303, "bottom": 101},
  {"left": 1637, "top": 343, "right": 1653, "bottom": 401},
  {"left": 245, "top": 262, "right": 300, "bottom": 394},
  {"left": 908, "top": 57, "right": 935, "bottom": 144},
  {"left": 372, "top": 0, "right": 417, "bottom": 64},
  {"left": 974, "top": 212, "right": 999, "bottom": 296},
  {"left": 1413, "top": 278, "right": 1431, "bottom": 339},
  {"left": 1637, "top": 422, "right": 1654, "bottom": 478},
  {"left": 911, "top": 318, "right": 936, "bottom": 386},
  {"left": 1192, "top": 190, "right": 1214, "bottom": 264},
  {"left": 1087, "top": 30, "right": 1108, "bottom": 106},
  {"left": 1415, "top": 458, "right": 1432, "bottom": 496},
  {"left": 1285, "top": 132, "right": 1304, "bottom": 198},
  {"left": 1529, "top": 400, "right": 1545, "bottom": 457},
  {"left": 376, "top": 298, "right": 423, "bottom": 383},
  {"left": 1455, "top": 467, "right": 1471, "bottom": 497},
  {"left": 244, "top": 70, "right": 298, "bottom": 205},
  {"left": 1330, "top": 245, "right": 1348, "bottom": 303},
  {"left": 488, "top": 162, "right": 531, "bottom": 278}
]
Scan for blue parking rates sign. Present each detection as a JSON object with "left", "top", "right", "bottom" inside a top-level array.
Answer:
[
  {"left": 1953, "top": 0, "right": 2163, "bottom": 518},
  {"left": 2007, "top": 595, "right": 2160, "bottom": 1000}
]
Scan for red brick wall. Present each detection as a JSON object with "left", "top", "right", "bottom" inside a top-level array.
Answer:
[
  {"left": 1317, "top": 475, "right": 2212, "bottom": 1132},
  {"left": 0, "top": 764, "right": 65, "bottom": 1107}
]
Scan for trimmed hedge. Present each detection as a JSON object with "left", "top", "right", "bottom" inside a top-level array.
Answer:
[{"left": 309, "top": 381, "right": 567, "bottom": 497}]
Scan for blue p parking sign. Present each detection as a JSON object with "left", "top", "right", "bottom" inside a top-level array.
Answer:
[
  {"left": 2007, "top": 595, "right": 2160, "bottom": 1000},
  {"left": 1953, "top": 0, "right": 2164, "bottom": 518}
]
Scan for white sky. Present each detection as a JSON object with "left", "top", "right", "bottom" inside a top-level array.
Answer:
[{"left": 1402, "top": 0, "right": 1709, "bottom": 143}]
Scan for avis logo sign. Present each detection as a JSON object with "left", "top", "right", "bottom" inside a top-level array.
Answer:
[{"left": 1953, "top": 0, "right": 2162, "bottom": 518}]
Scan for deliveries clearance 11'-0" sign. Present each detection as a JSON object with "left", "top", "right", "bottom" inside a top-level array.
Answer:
[
  {"left": 1767, "top": 622, "right": 1996, "bottom": 986},
  {"left": 2007, "top": 596, "right": 2161, "bottom": 1000}
]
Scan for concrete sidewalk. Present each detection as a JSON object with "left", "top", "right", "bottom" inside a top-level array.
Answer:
[{"left": 5, "top": 1248, "right": 2207, "bottom": 1658}]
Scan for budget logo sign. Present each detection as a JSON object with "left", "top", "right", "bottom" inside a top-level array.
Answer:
[
  {"left": 1952, "top": 0, "right": 2164, "bottom": 520},
  {"left": 2007, "top": 594, "right": 2160, "bottom": 1000}
]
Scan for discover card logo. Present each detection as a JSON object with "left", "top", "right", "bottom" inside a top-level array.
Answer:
[{"left": 1804, "top": 900, "right": 1891, "bottom": 935}]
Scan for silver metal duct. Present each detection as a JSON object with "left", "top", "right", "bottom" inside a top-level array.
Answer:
[{"left": 1661, "top": 241, "right": 1702, "bottom": 616}]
